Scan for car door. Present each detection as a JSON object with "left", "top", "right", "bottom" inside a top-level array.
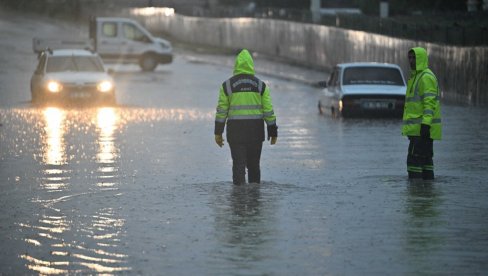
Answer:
[
  {"left": 96, "top": 21, "right": 121, "bottom": 59},
  {"left": 120, "top": 22, "right": 152, "bottom": 60},
  {"left": 31, "top": 53, "right": 47, "bottom": 93},
  {"left": 326, "top": 67, "right": 341, "bottom": 111}
]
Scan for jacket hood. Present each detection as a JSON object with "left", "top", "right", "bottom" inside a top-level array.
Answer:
[
  {"left": 233, "top": 49, "right": 255, "bottom": 75},
  {"left": 411, "top": 47, "right": 428, "bottom": 72}
]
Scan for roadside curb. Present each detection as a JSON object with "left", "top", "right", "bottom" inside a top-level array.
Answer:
[{"left": 178, "top": 48, "right": 325, "bottom": 87}]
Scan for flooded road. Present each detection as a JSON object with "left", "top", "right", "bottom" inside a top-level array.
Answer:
[{"left": 1, "top": 11, "right": 488, "bottom": 275}]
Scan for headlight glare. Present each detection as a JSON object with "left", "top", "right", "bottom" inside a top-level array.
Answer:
[
  {"left": 47, "top": 81, "right": 62, "bottom": 93},
  {"left": 97, "top": 81, "right": 113, "bottom": 93}
]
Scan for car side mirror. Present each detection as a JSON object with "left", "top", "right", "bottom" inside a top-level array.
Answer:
[{"left": 317, "top": 81, "right": 328, "bottom": 88}]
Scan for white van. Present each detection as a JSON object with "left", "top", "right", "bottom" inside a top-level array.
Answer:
[{"left": 33, "top": 17, "right": 173, "bottom": 72}]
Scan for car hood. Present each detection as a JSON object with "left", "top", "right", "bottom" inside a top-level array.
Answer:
[
  {"left": 341, "top": 85, "right": 406, "bottom": 96},
  {"left": 44, "top": 72, "right": 112, "bottom": 84}
]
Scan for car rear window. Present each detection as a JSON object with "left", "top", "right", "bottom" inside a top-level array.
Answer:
[
  {"left": 46, "top": 56, "right": 105, "bottom": 73},
  {"left": 343, "top": 67, "right": 404, "bottom": 86}
]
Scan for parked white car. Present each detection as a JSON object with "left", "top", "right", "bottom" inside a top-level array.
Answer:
[
  {"left": 318, "top": 62, "right": 406, "bottom": 118},
  {"left": 30, "top": 49, "right": 115, "bottom": 105}
]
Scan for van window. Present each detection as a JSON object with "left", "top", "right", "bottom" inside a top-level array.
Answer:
[
  {"left": 102, "top": 22, "right": 117, "bottom": 38},
  {"left": 123, "top": 23, "right": 149, "bottom": 42}
]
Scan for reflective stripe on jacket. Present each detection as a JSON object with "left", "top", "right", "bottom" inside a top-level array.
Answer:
[
  {"left": 402, "top": 47, "right": 442, "bottom": 140},
  {"left": 216, "top": 76, "right": 276, "bottom": 125}
]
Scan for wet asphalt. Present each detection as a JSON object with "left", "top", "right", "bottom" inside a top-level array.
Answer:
[{"left": 1, "top": 10, "right": 488, "bottom": 275}]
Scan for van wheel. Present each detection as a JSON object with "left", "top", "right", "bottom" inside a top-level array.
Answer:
[{"left": 140, "top": 54, "right": 158, "bottom": 71}]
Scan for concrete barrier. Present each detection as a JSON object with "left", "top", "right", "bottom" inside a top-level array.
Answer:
[{"left": 131, "top": 9, "right": 487, "bottom": 105}]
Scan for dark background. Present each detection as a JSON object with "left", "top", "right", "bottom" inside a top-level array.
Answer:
[{"left": 1, "top": 0, "right": 486, "bottom": 46}]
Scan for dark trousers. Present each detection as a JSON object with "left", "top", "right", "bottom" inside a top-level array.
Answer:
[
  {"left": 407, "top": 136, "right": 434, "bottom": 180},
  {"left": 229, "top": 142, "right": 263, "bottom": 185}
]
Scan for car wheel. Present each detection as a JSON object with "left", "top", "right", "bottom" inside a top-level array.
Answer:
[
  {"left": 31, "top": 87, "right": 42, "bottom": 104},
  {"left": 318, "top": 101, "right": 324, "bottom": 115},
  {"left": 139, "top": 54, "right": 158, "bottom": 72},
  {"left": 31, "top": 85, "right": 37, "bottom": 103},
  {"left": 31, "top": 92, "right": 38, "bottom": 104}
]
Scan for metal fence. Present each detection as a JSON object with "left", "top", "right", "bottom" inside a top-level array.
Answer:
[
  {"left": 173, "top": 6, "right": 488, "bottom": 47},
  {"left": 132, "top": 9, "right": 488, "bottom": 106},
  {"left": 2, "top": 0, "right": 487, "bottom": 105},
  {"left": 2, "top": 0, "right": 486, "bottom": 46}
]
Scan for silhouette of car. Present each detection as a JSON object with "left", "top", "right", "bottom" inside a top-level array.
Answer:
[
  {"left": 318, "top": 62, "right": 406, "bottom": 118},
  {"left": 31, "top": 49, "right": 115, "bottom": 105}
]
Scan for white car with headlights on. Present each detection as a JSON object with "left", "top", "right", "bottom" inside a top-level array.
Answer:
[
  {"left": 30, "top": 49, "right": 115, "bottom": 105},
  {"left": 318, "top": 62, "right": 406, "bottom": 118}
]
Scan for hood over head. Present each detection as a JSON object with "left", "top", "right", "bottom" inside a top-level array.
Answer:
[
  {"left": 410, "top": 47, "right": 429, "bottom": 71},
  {"left": 233, "top": 49, "right": 255, "bottom": 75}
]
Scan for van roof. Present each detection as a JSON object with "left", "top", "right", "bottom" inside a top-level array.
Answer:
[
  {"left": 95, "top": 17, "right": 136, "bottom": 23},
  {"left": 48, "top": 49, "right": 98, "bottom": 57}
]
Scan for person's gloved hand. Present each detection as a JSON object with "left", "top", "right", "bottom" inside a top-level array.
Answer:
[
  {"left": 215, "top": 134, "right": 224, "bottom": 147},
  {"left": 267, "top": 125, "right": 278, "bottom": 145},
  {"left": 269, "top": 137, "right": 277, "bottom": 145},
  {"left": 420, "top": 124, "right": 430, "bottom": 140}
]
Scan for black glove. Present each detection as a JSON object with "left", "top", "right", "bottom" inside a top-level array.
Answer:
[
  {"left": 267, "top": 125, "right": 278, "bottom": 140},
  {"left": 420, "top": 124, "right": 430, "bottom": 140}
]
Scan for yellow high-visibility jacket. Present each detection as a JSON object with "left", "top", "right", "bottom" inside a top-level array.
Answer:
[
  {"left": 402, "top": 47, "right": 442, "bottom": 140},
  {"left": 214, "top": 49, "right": 277, "bottom": 143}
]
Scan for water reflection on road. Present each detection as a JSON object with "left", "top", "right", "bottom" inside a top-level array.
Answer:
[
  {"left": 1, "top": 56, "right": 488, "bottom": 275},
  {"left": 42, "top": 108, "right": 67, "bottom": 167},
  {"left": 2, "top": 105, "right": 214, "bottom": 274},
  {"left": 405, "top": 182, "right": 443, "bottom": 274},
  {"left": 14, "top": 107, "right": 129, "bottom": 274},
  {"left": 209, "top": 182, "right": 281, "bottom": 274}
]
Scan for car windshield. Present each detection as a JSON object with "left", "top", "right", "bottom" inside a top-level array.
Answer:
[
  {"left": 46, "top": 56, "right": 104, "bottom": 73},
  {"left": 343, "top": 67, "right": 404, "bottom": 86}
]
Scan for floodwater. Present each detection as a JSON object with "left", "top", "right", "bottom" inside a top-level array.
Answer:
[{"left": 1, "top": 10, "right": 488, "bottom": 275}]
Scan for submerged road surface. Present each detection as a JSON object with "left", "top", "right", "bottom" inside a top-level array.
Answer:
[{"left": 1, "top": 10, "right": 488, "bottom": 275}]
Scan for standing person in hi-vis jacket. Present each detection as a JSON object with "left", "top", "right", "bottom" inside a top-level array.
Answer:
[
  {"left": 214, "top": 49, "right": 278, "bottom": 185},
  {"left": 402, "top": 47, "right": 442, "bottom": 180}
]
